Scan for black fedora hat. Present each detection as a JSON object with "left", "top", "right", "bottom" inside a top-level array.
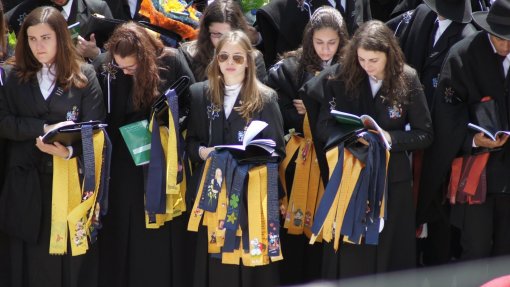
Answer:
[
  {"left": 424, "top": 0, "right": 472, "bottom": 23},
  {"left": 472, "top": 0, "right": 510, "bottom": 40}
]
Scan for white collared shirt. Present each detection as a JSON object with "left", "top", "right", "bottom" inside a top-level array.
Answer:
[
  {"left": 369, "top": 76, "right": 383, "bottom": 98},
  {"left": 128, "top": 0, "right": 138, "bottom": 18},
  {"left": 37, "top": 64, "right": 57, "bottom": 100},
  {"left": 434, "top": 18, "right": 452, "bottom": 47},
  {"left": 224, "top": 83, "right": 242, "bottom": 119},
  {"left": 60, "top": 0, "right": 74, "bottom": 21}
]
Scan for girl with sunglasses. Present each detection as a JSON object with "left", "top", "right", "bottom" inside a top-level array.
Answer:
[
  {"left": 265, "top": 6, "right": 350, "bottom": 284},
  {"left": 0, "top": 6, "right": 105, "bottom": 287},
  {"left": 179, "top": 0, "right": 266, "bottom": 82},
  {"left": 186, "top": 30, "right": 285, "bottom": 287},
  {"left": 93, "top": 22, "right": 195, "bottom": 287}
]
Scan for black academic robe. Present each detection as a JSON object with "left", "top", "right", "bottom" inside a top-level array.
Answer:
[
  {"left": 0, "top": 63, "right": 105, "bottom": 287},
  {"left": 178, "top": 41, "right": 268, "bottom": 83},
  {"left": 266, "top": 56, "right": 325, "bottom": 285},
  {"left": 397, "top": 4, "right": 476, "bottom": 107},
  {"left": 185, "top": 80, "right": 285, "bottom": 287},
  {"left": 307, "top": 64, "right": 432, "bottom": 277},
  {"left": 6, "top": 0, "right": 113, "bottom": 39},
  {"left": 94, "top": 49, "right": 195, "bottom": 287},
  {"left": 418, "top": 32, "right": 510, "bottom": 259},
  {"left": 256, "top": 0, "right": 371, "bottom": 67}
]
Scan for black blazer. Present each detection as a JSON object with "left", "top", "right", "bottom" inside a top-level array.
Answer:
[
  {"left": 0, "top": 63, "right": 105, "bottom": 242},
  {"left": 6, "top": 0, "right": 113, "bottom": 37},
  {"left": 397, "top": 4, "right": 476, "bottom": 107},
  {"left": 418, "top": 31, "right": 510, "bottom": 224},
  {"left": 308, "top": 64, "right": 433, "bottom": 184}
]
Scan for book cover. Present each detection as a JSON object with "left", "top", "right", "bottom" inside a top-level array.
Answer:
[
  {"left": 119, "top": 120, "right": 152, "bottom": 166},
  {"left": 41, "top": 120, "right": 106, "bottom": 146},
  {"left": 467, "top": 123, "right": 510, "bottom": 141},
  {"left": 468, "top": 96, "right": 508, "bottom": 142},
  {"left": 330, "top": 110, "right": 391, "bottom": 150}
]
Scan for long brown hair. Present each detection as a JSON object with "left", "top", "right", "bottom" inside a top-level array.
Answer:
[
  {"left": 297, "top": 6, "right": 349, "bottom": 74},
  {"left": 189, "top": 0, "right": 249, "bottom": 81},
  {"left": 339, "top": 20, "right": 409, "bottom": 105},
  {"left": 105, "top": 22, "right": 166, "bottom": 110},
  {"left": 12, "top": 6, "right": 87, "bottom": 90},
  {"left": 207, "top": 30, "right": 274, "bottom": 121}
]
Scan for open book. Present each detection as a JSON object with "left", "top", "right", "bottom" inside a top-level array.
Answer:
[
  {"left": 215, "top": 120, "right": 276, "bottom": 159},
  {"left": 41, "top": 120, "right": 107, "bottom": 146},
  {"left": 330, "top": 110, "right": 391, "bottom": 150},
  {"left": 468, "top": 123, "right": 510, "bottom": 141}
]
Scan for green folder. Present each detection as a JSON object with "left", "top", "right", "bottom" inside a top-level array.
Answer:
[{"left": 119, "top": 120, "right": 151, "bottom": 166}]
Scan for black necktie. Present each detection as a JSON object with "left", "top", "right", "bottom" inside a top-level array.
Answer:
[
  {"left": 429, "top": 20, "right": 439, "bottom": 50},
  {"left": 498, "top": 54, "right": 508, "bottom": 78}
]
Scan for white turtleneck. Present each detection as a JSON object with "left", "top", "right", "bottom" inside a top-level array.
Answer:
[
  {"left": 224, "top": 83, "right": 242, "bottom": 119},
  {"left": 369, "top": 76, "right": 383, "bottom": 97},
  {"left": 37, "top": 64, "right": 57, "bottom": 100}
]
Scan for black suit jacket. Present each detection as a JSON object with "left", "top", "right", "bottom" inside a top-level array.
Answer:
[
  {"left": 304, "top": 64, "right": 433, "bottom": 184},
  {"left": 6, "top": 0, "right": 112, "bottom": 37},
  {"left": 418, "top": 31, "right": 510, "bottom": 224},
  {"left": 397, "top": 4, "right": 476, "bottom": 107}
]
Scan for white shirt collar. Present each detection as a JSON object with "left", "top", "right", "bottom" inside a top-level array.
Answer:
[
  {"left": 37, "top": 64, "right": 57, "bottom": 100},
  {"left": 61, "top": 0, "right": 74, "bottom": 21},
  {"left": 368, "top": 76, "right": 382, "bottom": 98},
  {"left": 434, "top": 17, "right": 452, "bottom": 46},
  {"left": 224, "top": 83, "right": 242, "bottom": 119}
]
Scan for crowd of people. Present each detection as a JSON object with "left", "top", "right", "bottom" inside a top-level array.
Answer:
[{"left": 0, "top": 0, "right": 509, "bottom": 286}]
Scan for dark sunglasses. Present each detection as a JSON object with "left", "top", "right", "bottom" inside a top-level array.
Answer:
[{"left": 217, "top": 53, "right": 246, "bottom": 65}]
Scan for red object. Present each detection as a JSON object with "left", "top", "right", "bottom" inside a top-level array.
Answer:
[
  {"left": 481, "top": 96, "right": 492, "bottom": 102},
  {"left": 481, "top": 275, "right": 510, "bottom": 287}
]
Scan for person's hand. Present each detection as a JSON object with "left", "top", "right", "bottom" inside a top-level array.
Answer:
[
  {"left": 199, "top": 146, "right": 216, "bottom": 160},
  {"left": 246, "top": 26, "right": 261, "bottom": 46},
  {"left": 43, "top": 120, "right": 75, "bottom": 134},
  {"left": 76, "top": 34, "right": 100, "bottom": 59},
  {"left": 35, "top": 137, "right": 70, "bottom": 158},
  {"left": 474, "top": 132, "right": 509, "bottom": 149},
  {"left": 293, "top": 99, "right": 306, "bottom": 115}
]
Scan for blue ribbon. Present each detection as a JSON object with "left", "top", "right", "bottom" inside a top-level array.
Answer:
[
  {"left": 145, "top": 117, "right": 167, "bottom": 223},
  {"left": 266, "top": 163, "right": 281, "bottom": 257}
]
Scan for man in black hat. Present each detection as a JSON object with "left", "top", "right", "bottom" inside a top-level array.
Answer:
[
  {"left": 391, "top": 0, "right": 477, "bottom": 267},
  {"left": 419, "top": 0, "right": 510, "bottom": 260}
]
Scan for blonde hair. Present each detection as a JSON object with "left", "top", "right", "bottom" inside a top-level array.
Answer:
[{"left": 207, "top": 30, "right": 275, "bottom": 120}]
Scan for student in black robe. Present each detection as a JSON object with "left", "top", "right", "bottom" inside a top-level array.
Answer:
[
  {"left": 179, "top": 0, "right": 266, "bottom": 82},
  {"left": 255, "top": 0, "right": 371, "bottom": 67},
  {"left": 391, "top": 0, "right": 476, "bottom": 266},
  {"left": 93, "top": 22, "right": 195, "bottom": 287},
  {"left": 186, "top": 30, "right": 285, "bottom": 287},
  {"left": 419, "top": 0, "right": 510, "bottom": 261},
  {"left": 0, "top": 7, "right": 105, "bottom": 287},
  {"left": 303, "top": 20, "right": 432, "bottom": 278},
  {"left": 266, "top": 6, "right": 349, "bottom": 285}
]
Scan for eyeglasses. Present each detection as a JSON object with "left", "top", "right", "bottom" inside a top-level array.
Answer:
[
  {"left": 209, "top": 32, "right": 224, "bottom": 39},
  {"left": 217, "top": 53, "right": 246, "bottom": 65}
]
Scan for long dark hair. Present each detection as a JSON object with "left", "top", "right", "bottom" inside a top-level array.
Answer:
[
  {"left": 12, "top": 6, "right": 87, "bottom": 90},
  {"left": 294, "top": 6, "right": 349, "bottom": 75},
  {"left": 188, "top": 0, "right": 249, "bottom": 81},
  {"left": 105, "top": 21, "right": 169, "bottom": 110},
  {"left": 340, "top": 20, "right": 409, "bottom": 105}
]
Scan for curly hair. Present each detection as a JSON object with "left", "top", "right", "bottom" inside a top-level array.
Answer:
[
  {"left": 339, "top": 20, "right": 409, "bottom": 105},
  {"left": 296, "top": 6, "right": 349, "bottom": 75},
  {"left": 207, "top": 31, "right": 274, "bottom": 121},
  {"left": 188, "top": 0, "right": 249, "bottom": 81},
  {"left": 12, "top": 6, "right": 87, "bottom": 91},
  {"left": 105, "top": 22, "right": 169, "bottom": 110}
]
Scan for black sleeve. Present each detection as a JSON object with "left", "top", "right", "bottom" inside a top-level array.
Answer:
[{"left": 185, "top": 82, "right": 209, "bottom": 164}]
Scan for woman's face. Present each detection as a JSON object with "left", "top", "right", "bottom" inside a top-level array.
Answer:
[
  {"left": 209, "top": 22, "right": 231, "bottom": 48},
  {"left": 113, "top": 54, "right": 138, "bottom": 76},
  {"left": 27, "top": 23, "right": 57, "bottom": 65},
  {"left": 357, "top": 48, "right": 387, "bottom": 80},
  {"left": 217, "top": 42, "right": 247, "bottom": 85},
  {"left": 313, "top": 27, "right": 340, "bottom": 62}
]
